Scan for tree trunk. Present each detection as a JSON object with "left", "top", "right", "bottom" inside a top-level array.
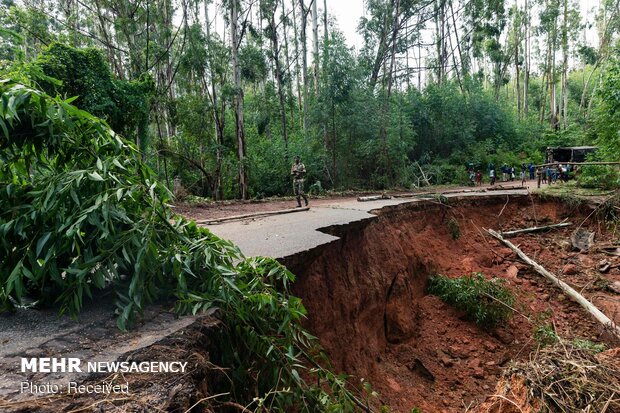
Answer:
[
  {"left": 281, "top": 0, "right": 294, "bottom": 112},
  {"left": 561, "top": 0, "right": 569, "bottom": 129},
  {"left": 292, "top": 0, "right": 304, "bottom": 119},
  {"left": 268, "top": 7, "right": 289, "bottom": 154},
  {"left": 205, "top": 0, "right": 224, "bottom": 200},
  {"left": 311, "top": 0, "right": 319, "bottom": 93},
  {"left": 299, "top": 0, "right": 309, "bottom": 133},
  {"left": 230, "top": 0, "right": 248, "bottom": 199},
  {"left": 523, "top": 0, "right": 529, "bottom": 116},
  {"left": 549, "top": 9, "right": 558, "bottom": 130},
  {"left": 514, "top": 0, "right": 521, "bottom": 118}
]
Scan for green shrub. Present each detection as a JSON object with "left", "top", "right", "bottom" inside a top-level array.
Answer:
[
  {"left": 447, "top": 217, "right": 460, "bottom": 240},
  {"left": 578, "top": 165, "right": 620, "bottom": 189},
  {"left": 572, "top": 338, "right": 606, "bottom": 353},
  {"left": 534, "top": 323, "right": 559, "bottom": 346},
  {"left": 428, "top": 273, "right": 515, "bottom": 328}
]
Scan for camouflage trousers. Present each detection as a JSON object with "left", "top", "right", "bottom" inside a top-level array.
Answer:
[{"left": 293, "top": 178, "right": 308, "bottom": 205}]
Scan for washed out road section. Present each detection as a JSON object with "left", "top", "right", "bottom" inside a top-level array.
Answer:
[{"left": 204, "top": 188, "right": 529, "bottom": 259}]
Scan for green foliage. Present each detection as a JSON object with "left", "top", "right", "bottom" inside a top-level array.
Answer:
[
  {"left": 428, "top": 273, "right": 515, "bottom": 328},
  {"left": 0, "top": 79, "right": 365, "bottom": 411},
  {"left": 579, "top": 46, "right": 620, "bottom": 190},
  {"left": 578, "top": 165, "right": 620, "bottom": 189},
  {"left": 447, "top": 217, "right": 460, "bottom": 240},
  {"left": 33, "top": 43, "right": 153, "bottom": 147},
  {"left": 571, "top": 338, "right": 606, "bottom": 353},
  {"left": 534, "top": 323, "right": 559, "bottom": 346}
]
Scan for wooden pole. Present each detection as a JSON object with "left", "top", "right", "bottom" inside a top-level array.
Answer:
[{"left": 486, "top": 228, "right": 620, "bottom": 338}]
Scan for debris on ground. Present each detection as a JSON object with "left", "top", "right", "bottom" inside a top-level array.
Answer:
[
  {"left": 476, "top": 340, "right": 620, "bottom": 413},
  {"left": 571, "top": 229, "right": 596, "bottom": 252}
]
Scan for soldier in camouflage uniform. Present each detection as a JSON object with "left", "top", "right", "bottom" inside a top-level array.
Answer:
[{"left": 291, "top": 155, "right": 309, "bottom": 207}]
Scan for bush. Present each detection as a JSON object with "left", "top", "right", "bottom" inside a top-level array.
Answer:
[
  {"left": 578, "top": 165, "right": 620, "bottom": 189},
  {"left": 428, "top": 273, "right": 515, "bottom": 328},
  {"left": 447, "top": 217, "right": 460, "bottom": 240}
]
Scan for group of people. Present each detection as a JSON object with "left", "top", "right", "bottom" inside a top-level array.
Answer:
[
  {"left": 469, "top": 163, "right": 537, "bottom": 186},
  {"left": 539, "top": 164, "right": 572, "bottom": 184},
  {"left": 468, "top": 162, "right": 573, "bottom": 187}
]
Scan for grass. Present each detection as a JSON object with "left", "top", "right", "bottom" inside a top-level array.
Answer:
[
  {"left": 535, "top": 181, "right": 613, "bottom": 198},
  {"left": 428, "top": 273, "right": 515, "bottom": 329}
]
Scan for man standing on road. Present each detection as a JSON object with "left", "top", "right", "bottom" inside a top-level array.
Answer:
[{"left": 291, "top": 155, "right": 309, "bottom": 207}]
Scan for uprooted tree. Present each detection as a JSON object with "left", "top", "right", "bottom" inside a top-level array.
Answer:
[{"left": 0, "top": 78, "right": 370, "bottom": 411}]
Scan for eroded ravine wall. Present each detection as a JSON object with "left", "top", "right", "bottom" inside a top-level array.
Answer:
[{"left": 282, "top": 195, "right": 593, "bottom": 412}]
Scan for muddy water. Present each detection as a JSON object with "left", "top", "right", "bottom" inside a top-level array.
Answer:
[{"left": 283, "top": 195, "right": 616, "bottom": 413}]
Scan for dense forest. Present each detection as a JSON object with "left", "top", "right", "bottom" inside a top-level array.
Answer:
[{"left": 1, "top": 0, "right": 620, "bottom": 199}]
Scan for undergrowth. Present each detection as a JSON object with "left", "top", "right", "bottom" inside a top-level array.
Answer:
[
  {"left": 428, "top": 273, "right": 515, "bottom": 328},
  {"left": 447, "top": 217, "right": 460, "bottom": 240},
  {"left": 0, "top": 79, "right": 369, "bottom": 411}
]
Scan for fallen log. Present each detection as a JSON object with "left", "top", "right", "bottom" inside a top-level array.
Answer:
[
  {"left": 486, "top": 185, "right": 526, "bottom": 191},
  {"left": 357, "top": 194, "right": 392, "bottom": 201},
  {"left": 500, "top": 222, "right": 572, "bottom": 238},
  {"left": 391, "top": 188, "right": 487, "bottom": 199},
  {"left": 197, "top": 207, "right": 309, "bottom": 225},
  {"left": 486, "top": 228, "right": 620, "bottom": 339},
  {"left": 391, "top": 192, "right": 433, "bottom": 198},
  {"left": 441, "top": 188, "right": 486, "bottom": 195}
]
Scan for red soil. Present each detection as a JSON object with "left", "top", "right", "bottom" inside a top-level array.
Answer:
[{"left": 284, "top": 195, "right": 620, "bottom": 413}]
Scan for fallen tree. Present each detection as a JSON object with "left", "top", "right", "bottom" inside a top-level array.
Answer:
[
  {"left": 486, "top": 185, "right": 526, "bottom": 191},
  {"left": 500, "top": 222, "right": 572, "bottom": 237},
  {"left": 357, "top": 194, "right": 391, "bottom": 201},
  {"left": 486, "top": 229, "right": 620, "bottom": 338}
]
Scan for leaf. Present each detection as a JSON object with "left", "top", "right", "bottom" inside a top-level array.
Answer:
[
  {"left": 88, "top": 171, "right": 104, "bottom": 181},
  {"left": 112, "top": 158, "right": 126, "bottom": 170},
  {"left": 36, "top": 232, "right": 52, "bottom": 257}
]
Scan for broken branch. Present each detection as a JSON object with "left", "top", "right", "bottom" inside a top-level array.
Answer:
[
  {"left": 500, "top": 222, "right": 572, "bottom": 238},
  {"left": 486, "top": 228, "right": 620, "bottom": 339}
]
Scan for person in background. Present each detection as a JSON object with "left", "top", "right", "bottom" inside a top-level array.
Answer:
[
  {"left": 291, "top": 155, "right": 309, "bottom": 207},
  {"left": 510, "top": 165, "right": 516, "bottom": 181},
  {"left": 529, "top": 163, "right": 535, "bottom": 180},
  {"left": 475, "top": 170, "right": 482, "bottom": 186},
  {"left": 520, "top": 164, "right": 527, "bottom": 185},
  {"left": 560, "top": 164, "right": 568, "bottom": 182},
  {"left": 501, "top": 164, "right": 508, "bottom": 182},
  {"left": 547, "top": 166, "right": 554, "bottom": 184},
  {"left": 489, "top": 167, "right": 496, "bottom": 186}
]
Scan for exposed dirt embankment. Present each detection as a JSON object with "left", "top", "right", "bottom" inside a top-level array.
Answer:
[{"left": 284, "top": 195, "right": 619, "bottom": 413}]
